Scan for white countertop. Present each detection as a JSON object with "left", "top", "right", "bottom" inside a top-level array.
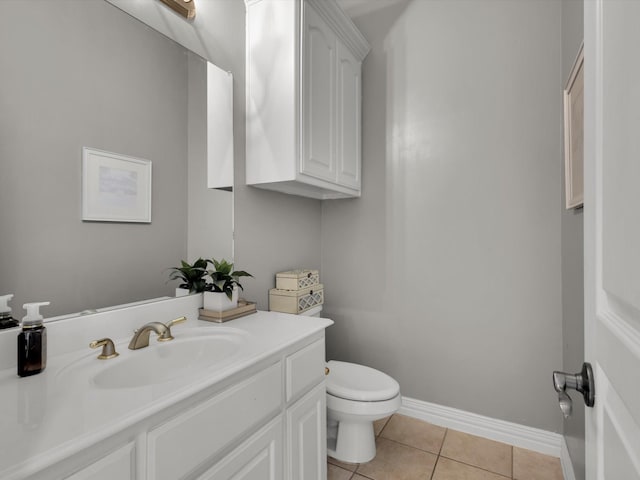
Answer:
[{"left": 0, "top": 297, "right": 332, "bottom": 479}]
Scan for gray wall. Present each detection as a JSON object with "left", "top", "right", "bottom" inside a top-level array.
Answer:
[
  {"left": 0, "top": 0, "right": 188, "bottom": 317},
  {"left": 321, "top": 0, "right": 565, "bottom": 432},
  {"left": 561, "top": 0, "right": 585, "bottom": 477}
]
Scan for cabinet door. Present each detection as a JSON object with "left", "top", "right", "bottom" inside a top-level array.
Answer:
[
  {"left": 336, "top": 41, "right": 361, "bottom": 190},
  {"left": 64, "top": 442, "right": 136, "bottom": 480},
  {"left": 286, "top": 383, "right": 326, "bottom": 480},
  {"left": 301, "top": 3, "right": 336, "bottom": 183},
  {"left": 147, "top": 363, "right": 282, "bottom": 480},
  {"left": 197, "top": 418, "right": 283, "bottom": 480}
]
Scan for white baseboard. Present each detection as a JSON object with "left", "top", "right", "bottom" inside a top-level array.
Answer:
[
  {"left": 560, "top": 436, "right": 577, "bottom": 480},
  {"left": 399, "top": 396, "right": 562, "bottom": 457}
]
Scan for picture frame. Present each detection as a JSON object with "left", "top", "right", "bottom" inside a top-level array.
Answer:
[
  {"left": 563, "top": 43, "right": 584, "bottom": 209},
  {"left": 82, "top": 147, "right": 152, "bottom": 223}
]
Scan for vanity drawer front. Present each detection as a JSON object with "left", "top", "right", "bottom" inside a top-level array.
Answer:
[
  {"left": 147, "top": 362, "right": 282, "bottom": 480},
  {"left": 286, "top": 338, "right": 326, "bottom": 402}
]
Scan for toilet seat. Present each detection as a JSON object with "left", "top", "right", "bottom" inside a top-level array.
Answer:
[{"left": 326, "top": 360, "right": 400, "bottom": 402}]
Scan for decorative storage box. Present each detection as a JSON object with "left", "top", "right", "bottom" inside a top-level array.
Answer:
[
  {"left": 269, "top": 284, "right": 324, "bottom": 314},
  {"left": 276, "top": 269, "right": 320, "bottom": 291}
]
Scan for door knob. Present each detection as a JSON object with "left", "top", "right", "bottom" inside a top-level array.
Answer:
[{"left": 552, "top": 362, "right": 595, "bottom": 418}]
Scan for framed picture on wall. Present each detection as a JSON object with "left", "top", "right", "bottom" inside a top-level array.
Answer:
[
  {"left": 564, "top": 43, "right": 584, "bottom": 209},
  {"left": 82, "top": 147, "right": 152, "bottom": 223}
]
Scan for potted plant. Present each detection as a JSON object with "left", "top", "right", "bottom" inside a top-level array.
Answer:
[
  {"left": 168, "top": 258, "right": 209, "bottom": 296},
  {"left": 203, "top": 258, "right": 253, "bottom": 311}
]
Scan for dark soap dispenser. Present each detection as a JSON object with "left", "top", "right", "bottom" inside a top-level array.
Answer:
[
  {"left": 17, "top": 301, "right": 50, "bottom": 377},
  {"left": 0, "top": 294, "right": 19, "bottom": 330}
]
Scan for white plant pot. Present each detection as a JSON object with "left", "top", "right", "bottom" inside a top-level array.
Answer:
[
  {"left": 175, "top": 287, "right": 191, "bottom": 297},
  {"left": 203, "top": 288, "right": 238, "bottom": 312}
]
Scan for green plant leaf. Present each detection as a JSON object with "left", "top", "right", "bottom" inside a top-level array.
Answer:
[
  {"left": 231, "top": 270, "right": 253, "bottom": 278},
  {"left": 167, "top": 259, "right": 209, "bottom": 293}
]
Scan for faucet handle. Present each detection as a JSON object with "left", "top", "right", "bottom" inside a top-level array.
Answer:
[
  {"left": 165, "top": 316, "right": 187, "bottom": 329},
  {"left": 156, "top": 317, "right": 187, "bottom": 342},
  {"left": 89, "top": 338, "right": 119, "bottom": 360}
]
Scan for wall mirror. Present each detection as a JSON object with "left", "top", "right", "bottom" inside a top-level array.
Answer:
[{"left": 0, "top": 0, "right": 233, "bottom": 322}]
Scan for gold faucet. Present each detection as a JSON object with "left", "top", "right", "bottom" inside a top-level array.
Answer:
[
  {"left": 90, "top": 338, "right": 119, "bottom": 359},
  {"left": 128, "top": 316, "right": 187, "bottom": 350}
]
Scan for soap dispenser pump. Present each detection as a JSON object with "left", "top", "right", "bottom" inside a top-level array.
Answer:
[
  {"left": 17, "top": 302, "right": 50, "bottom": 377},
  {"left": 0, "top": 294, "right": 19, "bottom": 330}
]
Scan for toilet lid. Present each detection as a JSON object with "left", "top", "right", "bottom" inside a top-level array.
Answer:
[{"left": 326, "top": 360, "right": 400, "bottom": 402}]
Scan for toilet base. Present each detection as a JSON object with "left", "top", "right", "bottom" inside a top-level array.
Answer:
[
  {"left": 326, "top": 392, "right": 401, "bottom": 464},
  {"left": 327, "top": 419, "right": 376, "bottom": 464}
]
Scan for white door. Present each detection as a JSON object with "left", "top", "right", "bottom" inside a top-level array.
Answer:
[{"left": 584, "top": 1, "right": 640, "bottom": 479}]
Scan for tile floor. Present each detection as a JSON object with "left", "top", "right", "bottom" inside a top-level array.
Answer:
[{"left": 327, "top": 414, "right": 564, "bottom": 480}]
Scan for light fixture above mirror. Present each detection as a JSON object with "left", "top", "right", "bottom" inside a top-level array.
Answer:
[{"left": 157, "top": 0, "right": 196, "bottom": 20}]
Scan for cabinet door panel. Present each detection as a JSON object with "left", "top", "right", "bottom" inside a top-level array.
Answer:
[
  {"left": 287, "top": 383, "right": 326, "bottom": 480},
  {"left": 301, "top": 3, "right": 336, "bottom": 182},
  {"left": 198, "top": 418, "right": 283, "bottom": 480},
  {"left": 65, "top": 442, "right": 135, "bottom": 480},
  {"left": 148, "top": 363, "right": 282, "bottom": 480},
  {"left": 336, "top": 42, "right": 361, "bottom": 190}
]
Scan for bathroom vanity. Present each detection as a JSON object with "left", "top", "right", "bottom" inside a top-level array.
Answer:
[{"left": 0, "top": 295, "right": 332, "bottom": 480}]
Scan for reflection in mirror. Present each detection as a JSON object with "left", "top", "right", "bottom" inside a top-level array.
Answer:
[{"left": 0, "top": 0, "right": 233, "bottom": 323}]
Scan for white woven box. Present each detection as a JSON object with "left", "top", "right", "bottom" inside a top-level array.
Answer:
[
  {"left": 275, "top": 269, "right": 320, "bottom": 291},
  {"left": 269, "top": 284, "right": 324, "bottom": 314}
]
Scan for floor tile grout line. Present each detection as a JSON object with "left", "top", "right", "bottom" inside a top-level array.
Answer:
[
  {"left": 376, "top": 435, "right": 443, "bottom": 458},
  {"left": 429, "top": 454, "right": 441, "bottom": 480},
  {"left": 438, "top": 454, "right": 512, "bottom": 479},
  {"left": 438, "top": 428, "right": 448, "bottom": 456},
  {"left": 428, "top": 428, "right": 449, "bottom": 480},
  {"left": 376, "top": 414, "right": 392, "bottom": 438},
  {"left": 377, "top": 416, "right": 448, "bottom": 457},
  {"left": 352, "top": 471, "right": 375, "bottom": 480},
  {"left": 510, "top": 445, "right": 514, "bottom": 478}
]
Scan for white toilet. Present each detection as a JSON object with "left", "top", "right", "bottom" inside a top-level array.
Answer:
[
  {"left": 325, "top": 360, "right": 401, "bottom": 464},
  {"left": 300, "top": 306, "right": 401, "bottom": 463}
]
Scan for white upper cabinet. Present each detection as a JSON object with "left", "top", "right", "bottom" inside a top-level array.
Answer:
[
  {"left": 301, "top": 4, "right": 336, "bottom": 184},
  {"left": 245, "top": 0, "right": 370, "bottom": 199}
]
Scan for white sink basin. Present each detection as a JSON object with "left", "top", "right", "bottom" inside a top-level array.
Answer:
[{"left": 58, "top": 328, "right": 248, "bottom": 389}]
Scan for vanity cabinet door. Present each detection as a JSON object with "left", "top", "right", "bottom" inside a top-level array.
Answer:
[
  {"left": 147, "top": 363, "right": 282, "bottom": 480},
  {"left": 197, "top": 418, "right": 283, "bottom": 480},
  {"left": 286, "top": 383, "right": 326, "bottom": 480},
  {"left": 64, "top": 442, "right": 136, "bottom": 480}
]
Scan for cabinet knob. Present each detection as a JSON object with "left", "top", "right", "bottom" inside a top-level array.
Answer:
[{"left": 325, "top": 367, "right": 330, "bottom": 376}]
